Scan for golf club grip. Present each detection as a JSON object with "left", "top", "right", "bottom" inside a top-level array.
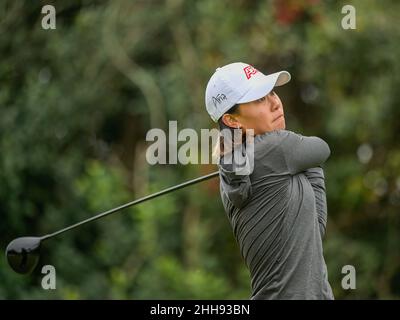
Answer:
[{"left": 41, "top": 171, "right": 220, "bottom": 241}]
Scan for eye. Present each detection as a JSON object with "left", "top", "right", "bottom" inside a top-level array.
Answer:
[{"left": 258, "top": 96, "right": 266, "bottom": 102}]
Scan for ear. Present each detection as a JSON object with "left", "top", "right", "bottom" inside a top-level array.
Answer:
[{"left": 221, "top": 113, "right": 242, "bottom": 129}]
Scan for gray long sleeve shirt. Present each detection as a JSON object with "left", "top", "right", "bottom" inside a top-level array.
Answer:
[{"left": 218, "top": 129, "right": 334, "bottom": 300}]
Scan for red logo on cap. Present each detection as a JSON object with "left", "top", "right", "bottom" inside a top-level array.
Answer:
[{"left": 243, "top": 65, "right": 259, "bottom": 79}]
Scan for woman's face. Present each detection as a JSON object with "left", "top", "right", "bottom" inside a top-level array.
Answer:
[{"left": 223, "top": 90, "right": 286, "bottom": 135}]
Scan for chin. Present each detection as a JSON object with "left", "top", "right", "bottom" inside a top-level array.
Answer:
[{"left": 276, "top": 120, "right": 286, "bottom": 130}]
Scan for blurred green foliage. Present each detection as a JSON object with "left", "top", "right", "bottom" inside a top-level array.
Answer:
[{"left": 0, "top": 0, "right": 399, "bottom": 299}]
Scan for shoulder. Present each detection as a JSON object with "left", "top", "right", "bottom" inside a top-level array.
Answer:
[{"left": 254, "top": 129, "right": 301, "bottom": 146}]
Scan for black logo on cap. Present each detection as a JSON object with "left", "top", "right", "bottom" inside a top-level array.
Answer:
[{"left": 212, "top": 94, "right": 227, "bottom": 107}]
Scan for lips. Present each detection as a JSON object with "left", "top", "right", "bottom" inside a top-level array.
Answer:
[{"left": 273, "top": 114, "right": 284, "bottom": 122}]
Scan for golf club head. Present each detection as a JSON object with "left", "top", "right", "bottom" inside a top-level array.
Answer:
[{"left": 5, "top": 237, "right": 41, "bottom": 275}]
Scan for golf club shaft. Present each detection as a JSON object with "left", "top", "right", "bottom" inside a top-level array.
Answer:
[{"left": 40, "top": 171, "right": 220, "bottom": 241}]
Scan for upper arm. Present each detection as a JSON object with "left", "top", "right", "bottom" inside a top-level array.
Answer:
[{"left": 280, "top": 131, "right": 331, "bottom": 175}]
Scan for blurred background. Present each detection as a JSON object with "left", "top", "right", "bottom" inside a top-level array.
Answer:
[{"left": 1, "top": 0, "right": 399, "bottom": 299}]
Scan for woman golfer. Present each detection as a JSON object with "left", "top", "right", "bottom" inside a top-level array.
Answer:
[{"left": 205, "top": 62, "right": 334, "bottom": 300}]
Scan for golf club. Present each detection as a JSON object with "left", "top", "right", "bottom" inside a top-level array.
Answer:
[{"left": 5, "top": 171, "right": 219, "bottom": 275}]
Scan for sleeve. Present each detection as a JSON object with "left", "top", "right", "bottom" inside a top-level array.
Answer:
[
  {"left": 279, "top": 131, "right": 331, "bottom": 175},
  {"left": 218, "top": 157, "right": 253, "bottom": 209},
  {"left": 304, "top": 166, "right": 328, "bottom": 238}
]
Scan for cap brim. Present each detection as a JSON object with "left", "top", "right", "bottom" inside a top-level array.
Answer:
[{"left": 236, "top": 71, "right": 291, "bottom": 104}]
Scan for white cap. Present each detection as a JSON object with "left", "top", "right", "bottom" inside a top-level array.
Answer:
[{"left": 205, "top": 62, "right": 291, "bottom": 122}]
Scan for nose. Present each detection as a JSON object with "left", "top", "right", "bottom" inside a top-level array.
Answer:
[{"left": 267, "top": 93, "right": 280, "bottom": 111}]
